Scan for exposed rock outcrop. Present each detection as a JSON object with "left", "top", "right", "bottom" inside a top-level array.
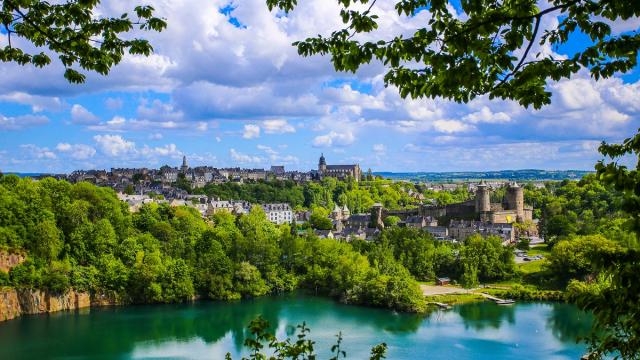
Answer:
[
  {"left": 90, "top": 292, "right": 120, "bottom": 307},
  {"left": 0, "top": 288, "right": 91, "bottom": 322},
  {"left": 0, "top": 251, "right": 25, "bottom": 272},
  {"left": 16, "top": 289, "right": 48, "bottom": 314},
  {"left": 0, "top": 288, "right": 21, "bottom": 321}
]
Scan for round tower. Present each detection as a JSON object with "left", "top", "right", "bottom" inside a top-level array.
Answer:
[
  {"left": 505, "top": 182, "right": 524, "bottom": 221},
  {"left": 475, "top": 180, "right": 491, "bottom": 213},
  {"left": 370, "top": 203, "right": 385, "bottom": 230}
]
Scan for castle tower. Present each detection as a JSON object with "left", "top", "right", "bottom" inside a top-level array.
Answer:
[
  {"left": 318, "top": 153, "right": 327, "bottom": 173},
  {"left": 370, "top": 203, "right": 385, "bottom": 230},
  {"left": 505, "top": 182, "right": 524, "bottom": 221},
  {"left": 475, "top": 180, "right": 491, "bottom": 213},
  {"left": 331, "top": 204, "right": 342, "bottom": 221},
  {"left": 341, "top": 204, "right": 351, "bottom": 219}
]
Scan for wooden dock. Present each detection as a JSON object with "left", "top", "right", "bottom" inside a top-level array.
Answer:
[
  {"left": 479, "top": 293, "right": 515, "bottom": 305},
  {"left": 429, "top": 302, "right": 452, "bottom": 310}
]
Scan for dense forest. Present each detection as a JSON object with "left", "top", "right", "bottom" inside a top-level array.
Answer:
[
  {"left": 522, "top": 175, "right": 635, "bottom": 248},
  {"left": 0, "top": 174, "right": 516, "bottom": 312}
]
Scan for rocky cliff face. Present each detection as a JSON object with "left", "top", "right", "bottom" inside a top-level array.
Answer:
[
  {"left": 0, "top": 289, "right": 21, "bottom": 321},
  {"left": 0, "top": 288, "right": 92, "bottom": 322},
  {"left": 0, "top": 251, "right": 25, "bottom": 272}
]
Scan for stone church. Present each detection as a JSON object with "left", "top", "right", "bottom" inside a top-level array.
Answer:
[{"left": 317, "top": 154, "right": 362, "bottom": 181}]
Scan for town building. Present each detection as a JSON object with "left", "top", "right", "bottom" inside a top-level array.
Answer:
[
  {"left": 317, "top": 154, "right": 362, "bottom": 181},
  {"left": 262, "top": 203, "right": 293, "bottom": 225},
  {"left": 448, "top": 220, "right": 515, "bottom": 244}
]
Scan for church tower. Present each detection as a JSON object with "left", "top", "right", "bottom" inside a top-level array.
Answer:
[
  {"left": 318, "top": 153, "right": 327, "bottom": 174},
  {"left": 180, "top": 155, "right": 189, "bottom": 173}
]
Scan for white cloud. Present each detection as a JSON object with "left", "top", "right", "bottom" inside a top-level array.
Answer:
[
  {"left": 230, "top": 148, "right": 263, "bottom": 164},
  {"left": 20, "top": 144, "right": 57, "bottom": 159},
  {"left": 140, "top": 143, "right": 181, "bottom": 157},
  {"left": 372, "top": 143, "right": 386, "bottom": 155},
  {"left": 107, "top": 116, "right": 126, "bottom": 126},
  {"left": 257, "top": 144, "right": 299, "bottom": 164},
  {"left": 432, "top": 120, "right": 474, "bottom": 133},
  {"left": 149, "top": 133, "right": 163, "bottom": 140},
  {"left": 137, "top": 99, "right": 184, "bottom": 122},
  {"left": 243, "top": 124, "right": 261, "bottom": 139},
  {"left": 554, "top": 78, "right": 603, "bottom": 110},
  {"left": 0, "top": 92, "right": 63, "bottom": 112},
  {"left": 257, "top": 144, "right": 277, "bottom": 156},
  {"left": 262, "top": 119, "right": 296, "bottom": 134},
  {"left": 56, "top": 143, "right": 97, "bottom": 160},
  {"left": 463, "top": 106, "right": 511, "bottom": 124},
  {"left": 93, "top": 134, "right": 136, "bottom": 157},
  {"left": 312, "top": 130, "right": 356, "bottom": 147},
  {"left": 71, "top": 104, "right": 100, "bottom": 124},
  {"left": 105, "top": 97, "right": 124, "bottom": 110},
  {"left": 0, "top": 114, "right": 49, "bottom": 130}
]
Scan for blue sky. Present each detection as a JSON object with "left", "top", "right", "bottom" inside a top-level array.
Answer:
[{"left": 0, "top": 0, "right": 639, "bottom": 173}]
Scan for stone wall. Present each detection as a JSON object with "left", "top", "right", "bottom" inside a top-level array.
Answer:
[
  {"left": 0, "top": 251, "right": 25, "bottom": 272},
  {"left": 0, "top": 288, "right": 92, "bottom": 322}
]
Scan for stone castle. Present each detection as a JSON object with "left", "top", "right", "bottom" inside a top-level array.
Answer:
[
  {"left": 369, "top": 181, "right": 534, "bottom": 232},
  {"left": 420, "top": 181, "right": 532, "bottom": 223}
]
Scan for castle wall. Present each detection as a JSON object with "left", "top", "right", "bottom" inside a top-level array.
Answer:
[
  {"left": 420, "top": 206, "right": 447, "bottom": 218},
  {"left": 385, "top": 208, "right": 420, "bottom": 220},
  {"left": 490, "top": 210, "right": 518, "bottom": 224},
  {"left": 444, "top": 200, "right": 476, "bottom": 218}
]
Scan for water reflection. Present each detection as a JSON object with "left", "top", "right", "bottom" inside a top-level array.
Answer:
[
  {"left": 0, "top": 294, "right": 593, "bottom": 360},
  {"left": 546, "top": 302, "right": 594, "bottom": 343},
  {"left": 456, "top": 302, "right": 516, "bottom": 331}
]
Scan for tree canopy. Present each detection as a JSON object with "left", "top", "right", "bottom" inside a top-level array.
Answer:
[
  {"left": 0, "top": 0, "right": 166, "bottom": 83},
  {"left": 266, "top": 0, "right": 639, "bottom": 109}
]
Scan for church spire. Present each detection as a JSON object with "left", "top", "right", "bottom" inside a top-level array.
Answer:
[{"left": 180, "top": 155, "right": 188, "bottom": 173}]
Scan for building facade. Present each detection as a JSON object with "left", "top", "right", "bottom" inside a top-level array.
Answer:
[
  {"left": 262, "top": 203, "right": 293, "bottom": 225},
  {"left": 318, "top": 154, "right": 362, "bottom": 181}
]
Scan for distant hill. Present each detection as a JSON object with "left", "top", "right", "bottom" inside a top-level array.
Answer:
[
  {"left": 2, "top": 172, "right": 45, "bottom": 178},
  {"left": 373, "top": 169, "right": 593, "bottom": 182}
]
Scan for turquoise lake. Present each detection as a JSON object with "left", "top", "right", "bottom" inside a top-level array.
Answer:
[{"left": 0, "top": 293, "right": 593, "bottom": 359}]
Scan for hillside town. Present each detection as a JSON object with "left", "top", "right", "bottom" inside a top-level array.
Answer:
[{"left": 53, "top": 155, "right": 541, "bottom": 245}]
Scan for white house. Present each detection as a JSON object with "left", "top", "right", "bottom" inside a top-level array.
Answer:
[{"left": 262, "top": 203, "right": 293, "bottom": 225}]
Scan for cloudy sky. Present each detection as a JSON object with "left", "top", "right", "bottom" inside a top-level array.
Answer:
[{"left": 1, "top": 0, "right": 639, "bottom": 173}]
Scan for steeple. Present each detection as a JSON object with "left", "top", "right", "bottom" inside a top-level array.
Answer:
[
  {"left": 180, "top": 155, "right": 189, "bottom": 173},
  {"left": 318, "top": 153, "right": 327, "bottom": 173}
]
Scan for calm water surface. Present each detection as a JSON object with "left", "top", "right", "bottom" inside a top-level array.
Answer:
[{"left": 0, "top": 293, "right": 593, "bottom": 359}]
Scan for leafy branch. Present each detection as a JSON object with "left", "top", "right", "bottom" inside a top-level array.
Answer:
[{"left": 0, "top": 0, "right": 167, "bottom": 83}]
